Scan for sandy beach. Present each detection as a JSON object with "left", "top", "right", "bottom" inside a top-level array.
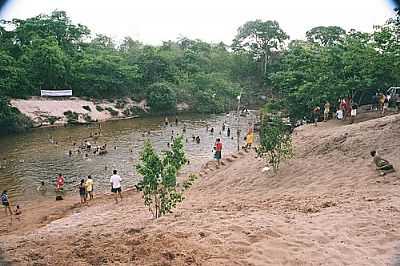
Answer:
[{"left": 1, "top": 113, "right": 400, "bottom": 265}]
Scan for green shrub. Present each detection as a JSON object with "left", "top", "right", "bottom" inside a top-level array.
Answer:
[
  {"left": 136, "top": 136, "right": 187, "bottom": 218},
  {"left": 147, "top": 82, "right": 177, "bottom": 113},
  {"left": 0, "top": 97, "right": 32, "bottom": 134},
  {"left": 82, "top": 105, "right": 91, "bottom": 111},
  {"left": 106, "top": 107, "right": 119, "bottom": 117},
  {"left": 257, "top": 116, "right": 293, "bottom": 172},
  {"left": 83, "top": 113, "right": 93, "bottom": 122},
  {"left": 48, "top": 116, "right": 60, "bottom": 125},
  {"left": 64, "top": 110, "right": 79, "bottom": 123},
  {"left": 115, "top": 99, "right": 126, "bottom": 109}
]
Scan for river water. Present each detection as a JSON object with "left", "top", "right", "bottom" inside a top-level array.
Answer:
[{"left": 0, "top": 112, "right": 257, "bottom": 202}]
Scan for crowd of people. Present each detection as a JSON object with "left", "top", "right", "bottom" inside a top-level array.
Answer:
[
  {"left": 1, "top": 112, "right": 256, "bottom": 222},
  {"left": 313, "top": 93, "right": 395, "bottom": 126}
]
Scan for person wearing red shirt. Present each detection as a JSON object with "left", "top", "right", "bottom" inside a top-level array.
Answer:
[
  {"left": 214, "top": 138, "right": 222, "bottom": 165},
  {"left": 56, "top": 173, "right": 65, "bottom": 192}
]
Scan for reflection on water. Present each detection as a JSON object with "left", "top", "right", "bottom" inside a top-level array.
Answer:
[{"left": 0, "top": 112, "right": 257, "bottom": 202}]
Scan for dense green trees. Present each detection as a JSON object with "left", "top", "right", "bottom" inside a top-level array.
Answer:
[
  {"left": 0, "top": 11, "right": 249, "bottom": 114},
  {"left": 269, "top": 14, "right": 400, "bottom": 121},
  {"left": 0, "top": 9, "right": 400, "bottom": 133}
]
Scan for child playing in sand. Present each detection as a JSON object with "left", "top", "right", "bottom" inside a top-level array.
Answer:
[
  {"left": 370, "top": 150, "right": 395, "bottom": 176},
  {"left": 14, "top": 205, "right": 21, "bottom": 221}
]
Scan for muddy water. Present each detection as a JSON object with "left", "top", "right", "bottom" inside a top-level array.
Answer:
[{"left": 0, "top": 112, "right": 257, "bottom": 202}]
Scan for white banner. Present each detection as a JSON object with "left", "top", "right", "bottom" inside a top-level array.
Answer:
[{"left": 40, "top": 90, "right": 72, "bottom": 97}]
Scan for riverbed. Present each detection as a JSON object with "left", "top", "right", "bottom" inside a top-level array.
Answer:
[{"left": 0, "top": 112, "right": 257, "bottom": 202}]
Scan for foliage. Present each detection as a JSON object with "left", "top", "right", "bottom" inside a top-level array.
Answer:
[
  {"left": 257, "top": 116, "right": 293, "bottom": 172},
  {"left": 83, "top": 113, "right": 93, "bottom": 122},
  {"left": 146, "top": 82, "right": 177, "bottom": 113},
  {"left": 82, "top": 105, "right": 91, "bottom": 111},
  {"left": 63, "top": 110, "right": 79, "bottom": 123},
  {"left": 0, "top": 97, "right": 32, "bottom": 134},
  {"left": 105, "top": 107, "right": 119, "bottom": 117},
  {"left": 136, "top": 136, "right": 187, "bottom": 218},
  {"left": 47, "top": 116, "right": 60, "bottom": 125},
  {"left": 181, "top": 174, "right": 198, "bottom": 191}
]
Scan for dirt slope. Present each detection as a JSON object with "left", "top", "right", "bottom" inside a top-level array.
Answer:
[{"left": 1, "top": 114, "right": 400, "bottom": 265}]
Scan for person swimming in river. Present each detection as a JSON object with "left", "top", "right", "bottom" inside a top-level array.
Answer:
[
  {"left": 195, "top": 136, "right": 201, "bottom": 144},
  {"left": 370, "top": 150, "right": 395, "bottom": 176}
]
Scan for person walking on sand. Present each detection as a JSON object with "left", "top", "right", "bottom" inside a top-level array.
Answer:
[
  {"left": 213, "top": 138, "right": 223, "bottom": 166},
  {"left": 110, "top": 170, "right": 122, "bottom": 203},
  {"left": 324, "top": 101, "right": 330, "bottom": 122},
  {"left": 85, "top": 175, "right": 94, "bottom": 200},
  {"left": 79, "top": 179, "right": 87, "bottom": 204},
  {"left": 245, "top": 129, "right": 254, "bottom": 151},
  {"left": 1, "top": 190, "right": 13, "bottom": 216},
  {"left": 370, "top": 150, "right": 395, "bottom": 176}
]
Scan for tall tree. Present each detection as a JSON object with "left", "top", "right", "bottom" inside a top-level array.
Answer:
[{"left": 232, "top": 20, "right": 289, "bottom": 79}]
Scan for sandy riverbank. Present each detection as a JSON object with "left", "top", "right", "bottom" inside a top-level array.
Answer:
[
  {"left": 11, "top": 97, "right": 148, "bottom": 126},
  {"left": 1, "top": 114, "right": 400, "bottom": 265}
]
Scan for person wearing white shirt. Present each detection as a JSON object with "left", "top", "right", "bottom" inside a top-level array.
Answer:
[{"left": 110, "top": 170, "right": 122, "bottom": 203}]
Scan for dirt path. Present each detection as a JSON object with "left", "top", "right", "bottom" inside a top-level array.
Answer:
[{"left": 1, "top": 114, "right": 400, "bottom": 265}]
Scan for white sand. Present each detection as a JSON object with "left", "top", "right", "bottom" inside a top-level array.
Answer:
[{"left": 11, "top": 97, "right": 148, "bottom": 125}]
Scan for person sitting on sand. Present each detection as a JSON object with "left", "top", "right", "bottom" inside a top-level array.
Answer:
[
  {"left": 370, "top": 150, "right": 395, "bottom": 175},
  {"left": 37, "top": 181, "right": 47, "bottom": 196},
  {"left": 14, "top": 205, "right": 21, "bottom": 221}
]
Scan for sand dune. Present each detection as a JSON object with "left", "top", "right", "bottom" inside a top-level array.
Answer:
[{"left": 1, "top": 114, "right": 400, "bottom": 265}]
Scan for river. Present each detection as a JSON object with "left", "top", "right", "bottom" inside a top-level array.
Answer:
[{"left": 0, "top": 112, "right": 257, "bottom": 202}]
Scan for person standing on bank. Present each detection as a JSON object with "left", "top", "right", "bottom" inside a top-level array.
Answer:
[
  {"left": 110, "top": 170, "right": 122, "bottom": 203},
  {"left": 213, "top": 138, "right": 223, "bottom": 166}
]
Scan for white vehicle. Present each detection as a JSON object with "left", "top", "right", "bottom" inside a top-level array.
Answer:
[{"left": 387, "top": 87, "right": 400, "bottom": 108}]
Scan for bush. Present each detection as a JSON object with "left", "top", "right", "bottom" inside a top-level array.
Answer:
[
  {"left": 64, "top": 110, "right": 79, "bottom": 123},
  {"left": 83, "top": 113, "right": 93, "bottom": 122},
  {"left": 105, "top": 107, "right": 119, "bottom": 117},
  {"left": 48, "top": 116, "right": 60, "bottom": 125},
  {"left": 96, "top": 105, "right": 104, "bottom": 112},
  {"left": 0, "top": 97, "right": 32, "bottom": 134},
  {"left": 146, "top": 82, "right": 177, "bottom": 113},
  {"left": 257, "top": 116, "right": 293, "bottom": 172},
  {"left": 115, "top": 99, "right": 126, "bottom": 109},
  {"left": 82, "top": 105, "right": 91, "bottom": 111},
  {"left": 136, "top": 136, "right": 187, "bottom": 218}
]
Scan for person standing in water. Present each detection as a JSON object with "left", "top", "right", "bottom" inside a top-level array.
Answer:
[
  {"left": 227, "top": 127, "right": 231, "bottom": 137},
  {"left": 56, "top": 173, "right": 65, "bottom": 192},
  {"left": 164, "top": 117, "right": 169, "bottom": 126},
  {"left": 213, "top": 138, "right": 223, "bottom": 166},
  {"left": 37, "top": 181, "right": 47, "bottom": 196}
]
